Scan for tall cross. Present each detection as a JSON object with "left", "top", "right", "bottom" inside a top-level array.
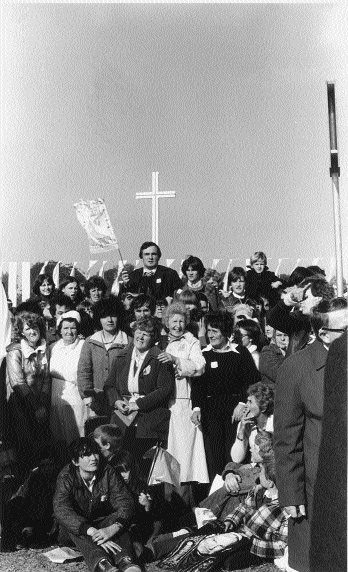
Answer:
[{"left": 136, "top": 172, "right": 176, "bottom": 244}]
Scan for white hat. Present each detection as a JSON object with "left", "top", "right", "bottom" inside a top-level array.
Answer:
[{"left": 56, "top": 310, "right": 81, "bottom": 328}]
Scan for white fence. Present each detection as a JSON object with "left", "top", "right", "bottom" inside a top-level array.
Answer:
[{"left": 1, "top": 257, "right": 337, "bottom": 306}]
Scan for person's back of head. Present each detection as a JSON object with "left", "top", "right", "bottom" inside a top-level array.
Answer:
[{"left": 93, "top": 424, "right": 123, "bottom": 457}]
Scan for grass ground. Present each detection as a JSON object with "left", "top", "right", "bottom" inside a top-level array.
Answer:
[{"left": 0, "top": 547, "right": 278, "bottom": 572}]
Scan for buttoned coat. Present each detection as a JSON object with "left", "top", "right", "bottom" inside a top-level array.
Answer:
[
  {"left": 104, "top": 344, "right": 175, "bottom": 439},
  {"left": 274, "top": 338, "right": 328, "bottom": 572}
]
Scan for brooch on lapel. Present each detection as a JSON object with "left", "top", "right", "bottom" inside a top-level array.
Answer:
[
  {"left": 143, "top": 365, "right": 151, "bottom": 376},
  {"left": 101, "top": 495, "right": 108, "bottom": 502}
]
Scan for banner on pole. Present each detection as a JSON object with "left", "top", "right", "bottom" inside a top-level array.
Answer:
[{"left": 74, "top": 199, "right": 118, "bottom": 254}]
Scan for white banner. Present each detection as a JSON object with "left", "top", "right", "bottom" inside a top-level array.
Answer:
[
  {"left": 70, "top": 262, "right": 78, "bottom": 277},
  {"left": 166, "top": 259, "right": 175, "bottom": 268},
  {"left": 21, "top": 262, "right": 31, "bottom": 302},
  {"left": 223, "top": 259, "right": 232, "bottom": 290},
  {"left": 39, "top": 261, "right": 49, "bottom": 275},
  {"left": 8, "top": 262, "right": 18, "bottom": 308},
  {"left": 53, "top": 261, "right": 61, "bottom": 288},
  {"left": 74, "top": 199, "right": 118, "bottom": 254},
  {"left": 0, "top": 282, "right": 12, "bottom": 362},
  {"left": 99, "top": 261, "right": 108, "bottom": 278},
  {"left": 86, "top": 260, "right": 98, "bottom": 280}
]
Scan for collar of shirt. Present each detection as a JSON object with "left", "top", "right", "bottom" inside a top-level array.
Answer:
[
  {"left": 232, "top": 292, "right": 245, "bottom": 300},
  {"left": 204, "top": 341, "right": 240, "bottom": 353},
  {"left": 21, "top": 338, "right": 47, "bottom": 359},
  {"left": 81, "top": 474, "right": 96, "bottom": 493}
]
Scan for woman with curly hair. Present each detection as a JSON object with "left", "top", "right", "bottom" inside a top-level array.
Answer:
[
  {"left": 83, "top": 275, "right": 107, "bottom": 305},
  {"left": 158, "top": 302, "right": 209, "bottom": 498},
  {"left": 6, "top": 311, "right": 51, "bottom": 473}
]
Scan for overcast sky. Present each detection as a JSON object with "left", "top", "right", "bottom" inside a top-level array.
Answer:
[{"left": 1, "top": 3, "right": 347, "bottom": 276}]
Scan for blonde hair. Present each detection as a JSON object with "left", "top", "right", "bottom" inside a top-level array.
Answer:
[
  {"left": 250, "top": 251, "right": 267, "bottom": 266},
  {"left": 163, "top": 302, "right": 188, "bottom": 329}
]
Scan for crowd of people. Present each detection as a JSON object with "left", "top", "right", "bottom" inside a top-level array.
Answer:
[{"left": 1, "top": 241, "right": 347, "bottom": 572}]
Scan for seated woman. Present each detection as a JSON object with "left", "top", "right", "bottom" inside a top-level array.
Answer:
[
  {"left": 83, "top": 275, "right": 107, "bottom": 306},
  {"left": 49, "top": 311, "right": 87, "bottom": 446},
  {"left": 6, "top": 311, "right": 51, "bottom": 474},
  {"left": 58, "top": 277, "right": 83, "bottom": 309},
  {"left": 199, "top": 383, "right": 274, "bottom": 522},
  {"left": 77, "top": 296, "right": 131, "bottom": 424},
  {"left": 233, "top": 319, "right": 266, "bottom": 369},
  {"left": 191, "top": 312, "right": 260, "bottom": 481},
  {"left": 220, "top": 267, "right": 247, "bottom": 312},
  {"left": 157, "top": 302, "right": 209, "bottom": 499},
  {"left": 105, "top": 316, "right": 175, "bottom": 465},
  {"left": 259, "top": 330, "right": 289, "bottom": 385}
]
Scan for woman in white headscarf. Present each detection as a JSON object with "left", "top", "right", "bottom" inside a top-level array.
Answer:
[{"left": 49, "top": 311, "right": 86, "bottom": 445}]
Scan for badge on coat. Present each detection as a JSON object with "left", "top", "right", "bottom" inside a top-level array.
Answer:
[
  {"left": 143, "top": 365, "right": 151, "bottom": 376},
  {"left": 210, "top": 361, "right": 218, "bottom": 368},
  {"left": 156, "top": 278, "right": 162, "bottom": 283}
]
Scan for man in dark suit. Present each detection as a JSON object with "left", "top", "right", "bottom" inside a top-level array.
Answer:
[
  {"left": 310, "top": 330, "right": 347, "bottom": 572},
  {"left": 274, "top": 299, "right": 347, "bottom": 572},
  {"left": 121, "top": 242, "right": 183, "bottom": 301}
]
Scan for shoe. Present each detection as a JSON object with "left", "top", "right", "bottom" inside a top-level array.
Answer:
[
  {"left": 117, "top": 556, "right": 142, "bottom": 572},
  {"left": 97, "top": 558, "right": 118, "bottom": 572}
]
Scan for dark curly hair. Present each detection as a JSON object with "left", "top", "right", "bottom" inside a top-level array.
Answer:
[
  {"left": 132, "top": 316, "right": 161, "bottom": 344},
  {"left": 205, "top": 311, "right": 233, "bottom": 339},
  {"left": 12, "top": 311, "right": 46, "bottom": 343},
  {"left": 131, "top": 294, "right": 156, "bottom": 315},
  {"left": 84, "top": 275, "right": 107, "bottom": 298}
]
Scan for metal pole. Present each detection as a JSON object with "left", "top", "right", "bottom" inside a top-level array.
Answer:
[
  {"left": 331, "top": 173, "right": 344, "bottom": 296},
  {"left": 327, "top": 82, "right": 344, "bottom": 296}
]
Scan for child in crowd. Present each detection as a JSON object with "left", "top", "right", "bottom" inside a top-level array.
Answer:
[{"left": 245, "top": 252, "right": 282, "bottom": 309}]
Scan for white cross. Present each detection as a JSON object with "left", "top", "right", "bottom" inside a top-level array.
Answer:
[{"left": 136, "top": 172, "right": 176, "bottom": 244}]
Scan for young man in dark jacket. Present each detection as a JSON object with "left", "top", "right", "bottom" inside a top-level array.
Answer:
[{"left": 53, "top": 437, "right": 140, "bottom": 572}]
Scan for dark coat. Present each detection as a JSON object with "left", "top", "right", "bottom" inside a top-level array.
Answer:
[
  {"left": 274, "top": 338, "right": 328, "bottom": 572},
  {"left": 310, "top": 331, "right": 347, "bottom": 572},
  {"left": 245, "top": 268, "right": 281, "bottom": 307},
  {"left": 122, "top": 265, "right": 183, "bottom": 299},
  {"left": 53, "top": 461, "right": 135, "bottom": 537},
  {"left": 104, "top": 345, "right": 175, "bottom": 439},
  {"left": 259, "top": 343, "right": 285, "bottom": 385},
  {"left": 267, "top": 300, "right": 311, "bottom": 356}
]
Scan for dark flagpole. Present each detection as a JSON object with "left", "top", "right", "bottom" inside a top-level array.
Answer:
[{"left": 327, "top": 82, "right": 344, "bottom": 296}]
